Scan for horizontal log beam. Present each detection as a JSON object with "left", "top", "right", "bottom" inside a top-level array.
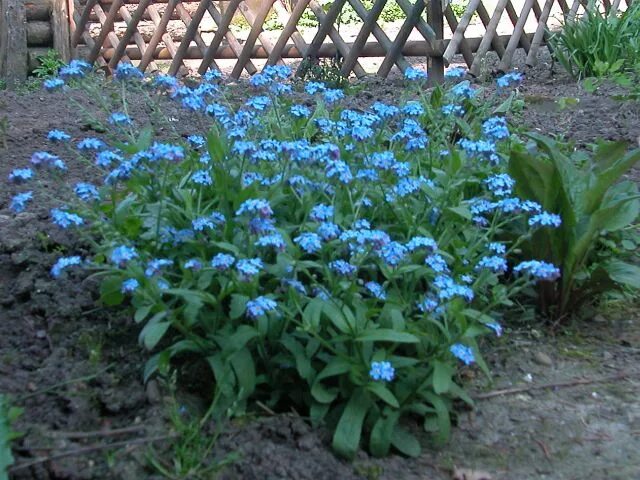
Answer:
[
  {"left": 97, "top": 36, "right": 534, "bottom": 63},
  {"left": 26, "top": 0, "right": 51, "bottom": 21}
]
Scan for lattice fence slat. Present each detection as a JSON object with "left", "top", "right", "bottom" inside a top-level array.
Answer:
[{"left": 64, "top": 0, "right": 628, "bottom": 81}]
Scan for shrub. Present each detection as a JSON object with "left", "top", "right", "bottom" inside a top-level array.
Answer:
[
  {"left": 549, "top": 0, "right": 640, "bottom": 79},
  {"left": 10, "top": 64, "right": 560, "bottom": 458},
  {"left": 508, "top": 134, "right": 640, "bottom": 320}
]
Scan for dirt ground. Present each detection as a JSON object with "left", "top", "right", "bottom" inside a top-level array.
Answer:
[{"left": 1, "top": 51, "right": 639, "bottom": 479}]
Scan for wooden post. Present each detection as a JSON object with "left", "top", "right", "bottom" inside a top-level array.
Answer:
[
  {"left": 0, "top": 0, "right": 29, "bottom": 84},
  {"left": 52, "top": 0, "right": 71, "bottom": 62},
  {"left": 427, "top": 0, "right": 444, "bottom": 84}
]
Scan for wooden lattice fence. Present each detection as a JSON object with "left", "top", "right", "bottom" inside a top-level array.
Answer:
[{"left": 1, "top": 0, "right": 633, "bottom": 82}]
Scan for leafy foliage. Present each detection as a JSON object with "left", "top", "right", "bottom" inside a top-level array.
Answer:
[
  {"left": 549, "top": 0, "right": 640, "bottom": 79},
  {"left": 10, "top": 63, "right": 558, "bottom": 458},
  {"left": 508, "top": 134, "right": 640, "bottom": 320},
  {"left": 33, "top": 50, "right": 66, "bottom": 79},
  {"left": 0, "top": 396, "right": 23, "bottom": 480}
]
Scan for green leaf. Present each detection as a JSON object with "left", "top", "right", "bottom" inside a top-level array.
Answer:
[
  {"left": 134, "top": 305, "right": 152, "bottom": 324},
  {"left": 367, "top": 383, "right": 400, "bottom": 408},
  {"left": 390, "top": 425, "right": 421, "bottom": 457},
  {"left": 99, "top": 276, "right": 124, "bottom": 307},
  {"left": 230, "top": 348, "right": 256, "bottom": 399},
  {"left": 230, "top": 294, "right": 249, "bottom": 320},
  {"left": 432, "top": 361, "right": 453, "bottom": 394},
  {"left": 356, "top": 329, "right": 420, "bottom": 343},
  {"left": 422, "top": 392, "right": 451, "bottom": 444},
  {"left": 446, "top": 205, "right": 472, "bottom": 221},
  {"left": 0, "top": 395, "right": 20, "bottom": 478},
  {"left": 311, "top": 358, "right": 352, "bottom": 403},
  {"left": 139, "top": 320, "right": 171, "bottom": 350},
  {"left": 369, "top": 411, "right": 399, "bottom": 457},
  {"left": 604, "top": 260, "right": 640, "bottom": 289},
  {"left": 332, "top": 389, "right": 370, "bottom": 459}
]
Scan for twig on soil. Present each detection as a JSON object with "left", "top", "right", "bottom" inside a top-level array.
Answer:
[
  {"left": 10, "top": 433, "right": 179, "bottom": 473},
  {"left": 534, "top": 439, "right": 552, "bottom": 461},
  {"left": 43, "top": 425, "right": 147, "bottom": 440},
  {"left": 255, "top": 400, "right": 276, "bottom": 416},
  {"left": 472, "top": 370, "right": 633, "bottom": 400},
  {"left": 18, "top": 363, "right": 115, "bottom": 401}
]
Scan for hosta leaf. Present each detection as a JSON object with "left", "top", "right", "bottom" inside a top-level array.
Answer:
[{"left": 604, "top": 260, "right": 640, "bottom": 289}]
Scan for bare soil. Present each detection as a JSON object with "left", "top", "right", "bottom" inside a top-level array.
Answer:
[{"left": 1, "top": 57, "right": 639, "bottom": 479}]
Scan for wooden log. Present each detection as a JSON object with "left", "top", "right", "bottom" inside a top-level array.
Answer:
[
  {"left": 526, "top": 0, "right": 554, "bottom": 66},
  {"left": 378, "top": 0, "right": 424, "bottom": 76},
  {"left": 108, "top": 0, "right": 151, "bottom": 68},
  {"left": 340, "top": 0, "right": 386, "bottom": 76},
  {"left": 470, "top": 0, "right": 510, "bottom": 76},
  {"left": 443, "top": 0, "right": 482, "bottom": 62},
  {"left": 52, "top": 0, "right": 71, "bottom": 61},
  {"left": 266, "top": 0, "right": 310, "bottom": 66},
  {"left": 1, "top": 0, "right": 29, "bottom": 83},
  {"left": 72, "top": 0, "right": 97, "bottom": 47},
  {"left": 427, "top": 0, "right": 445, "bottom": 83},
  {"left": 100, "top": 35, "right": 531, "bottom": 62},
  {"left": 139, "top": 0, "right": 178, "bottom": 70},
  {"left": 168, "top": 0, "right": 210, "bottom": 75},
  {"left": 26, "top": 0, "right": 51, "bottom": 21},
  {"left": 27, "top": 20, "right": 53, "bottom": 46},
  {"left": 230, "top": 0, "right": 274, "bottom": 78},
  {"left": 498, "top": 0, "right": 535, "bottom": 70}
]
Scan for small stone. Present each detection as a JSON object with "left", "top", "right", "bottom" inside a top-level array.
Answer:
[
  {"left": 145, "top": 380, "right": 161, "bottom": 405},
  {"left": 594, "top": 314, "right": 607, "bottom": 323},
  {"left": 35, "top": 329, "right": 46, "bottom": 339},
  {"left": 533, "top": 351, "right": 553, "bottom": 366},
  {"left": 602, "top": 351, "right": 613, "bottom": 361}
]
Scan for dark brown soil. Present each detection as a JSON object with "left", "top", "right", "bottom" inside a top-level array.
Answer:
[{"left": 1, "top": 55, "right": 639, "bottom": 480}]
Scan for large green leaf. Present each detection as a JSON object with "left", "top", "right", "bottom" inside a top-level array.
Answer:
[
  {"left": 139, "top": 319, "right": 171, "bottom": 350},
  {"left": 230, "top": 348, "right": 256, "bottom": 399},
  {"left": 356, "top": 329, "right": 420, "bottom": 343},
  {"left": 332, "top": 389, "right": 370, "bottom": 459},
  {"left": 432, "top": 361, "right": 453, "bottom": 394},
  {"left": 369, "top": 411, "right": 400, "bottom": 457},
  {"left": 311, "top": 358, "right": 352, "bottom": 403},
  {"left": 604, "top": 260, "right": 640, "bottom": 289},
  {"left": 367, "top": 383, "right": 400, "bottom": 408},
  {"left": 390, "top": 425, "right": 421, "bottom": 457}
]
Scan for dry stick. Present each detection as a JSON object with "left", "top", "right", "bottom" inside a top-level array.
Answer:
[
  {"left": 504, "top": 0, "right": 532, "bottom": 52},
  {"left": 18, "top": 363, "right": 115, "bottom": 401},
  {"left": 237, "top": 0, "right": 282, "bottom": 66},
  {"left": 526, "top": 0, "right": 554, "bottom": 66},
  {"left": 473, "top": 370, "right": 632, "bottom": 400},
  {"left": 119, "top": 5, "right": 159, "bottom": 71},
  {"left": 378, "top": 0, "right": 426, "bottom": 77},
  {"left": 475, "top": 2, "right": 506, "bottom": 57},
  {"left": 10, "top": 434, "right": 179, "bottom": 473},
  {"left": 44, "top": 425, "right": 147, "bottom": 440},
  {"left": 230, "top": 0, "right": 275, "bottom": 79},
  {"left": 176, "top": 2, "right": 210, "bottom": 56},
  {"left": 71, "top": 1, "right": 107, "bottom": 66},
  {"left": 71, "top": 0, "right": 97, "bottom": 47},
  {"left": 444, "top": 6, "right": 475, "bottom": 68},
  {"left": 304, "top": 0, "right": 347, "bottom": 63},
  {"left": 266, "top": 0, "right": 311, "bottom": 67}
]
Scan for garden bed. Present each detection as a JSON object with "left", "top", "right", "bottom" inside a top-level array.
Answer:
[{"left": 1, "top": 63, "right": 639, "bottom": 480}]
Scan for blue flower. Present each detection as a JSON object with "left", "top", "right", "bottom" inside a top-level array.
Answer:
[
  {"left": 441, "top": 104, "right": 465, "bottom": 116},
  {"left": 191, "top": 170, "right": 213, "bottom": 186},
  {"left": 326, "top": 160, "right": 353, "bottom": 184},
  {"left": 329, "top": 260, "right": 357, "bottom": 276},
  {"left": 417, "top": 295, "right": 439, "bottom": 313},
  {"left": 96, "top": 150, "right": 123, "bottom": 168},
  {"left": 290, "top": 104, "right": 311, "bottom": 118},
  {"left": 246, "top": 296, "right": 277, "bottom": 319},
  {"left": 514, "top": 260, "right": 560, "bottom": 281},
  {"left": 255, "top": 233, "right": 286, "bottom": 251},
  {"left": 149, "top": 142, "right": 185, "bottom": 162},
  {"left": 236, "top": 257, "right": 263, "bottom": 280},
  {"left": 110, "top": 245, "right": 138, "bottom": 267},
  {"left": 450, "top": 80, "right": 476, "bottom": 99},
  {"left": 121, "top": 278, "right": 140, "bottom": 293},
  {"left": 305, "top": 81, "right": 326, "bottom": 95},
  {"left": 365, "top": 281, "right": 386, "bottom": 300},
  {"left": 488, "top": 242, "right": 506, "bottom": 255},
  {"left": 30, "top": 151, "right": 61, "bottom": 168},
  {"left": 245, "top": 96, "right": 271, "bottom": 111},
  {"left": 294, "top": 232, "right": 322, "bottom": 254},
  {"left": 486, "top": 322, "right": 503, "bottom": 336},
  {"left": 485, "top": 173, "right": 515, "bottom": 197},
  {"left": 482, "top": 116, "right": 510, "bottom": 141},
  {"left": 404, "top": 67, "right": 428, "bottom": 81},
  {"left": 114, "top": 62, "right": 144, "bottom": 81},
  {"left": 211, "top": 253, "right": 236, "bottom": 271},
  {"left": 203, "top": 68, "right": 223, "bottom": 82},
  {"left": 47, "top": 130, "right": 71, "bottom": 142},
  {"left": 323, "top": 89, "right": 344, "bottom": 103},
  {"left": 379, "top": 241, "right": 407, "bottom": 267},
  {"left": 8, "top": 168, "right": 34, "bottom": 183},
  {"left": 108, "top": 112, "right": 131, "bottom": 126},
  {"left": 402, "top": 101, "right": 424, "bottom": 116},
  {"left": 317, "top": 222, "right": 340, "bottom": 241},
  {"left": 10, "top": 192, "right": 33, "bottom": 213},
  {"left": 425, "top": 254, "right": 449, "bottom": 273},
  {"left": 152, "top": 74, "right": 179, "bottom": 91},
  {"left": 369, "top": 361, "right": 395, "bottom": 381},
  {"left": 59, "top": 60, "right": 91, "bottom": 79},
  {"left": 450, "top": 343, "right": 475, "bottom": 365},
  {"left": 406, "top": 236, "right": 437, "bottom": 252},
  {"left": 145, "top": 259, "right": 173, "bottom": 277},
  {"left": 44, "top": 78, "right": 65, "bottom": 91},
  {"left": 157, "top": 279, "right": 170, "bottom": 290},
  {"left": 529, "top": 212, "right": 562, "bottom": 228},
  {"left": 236, "top": 198, "right": 274, "bottom": 218},
  {"left": 496, "top": 71, "right": 524, "bottom": 89},
  {"left": 77, "top": 138, "right": 106, "bottom": 151},
  {"left": 310, "top": 204, "right": 334, "bottom": 222},
  {"left": 476, "top": 255, "right": 508, "bottom": 274},
  {"left": 51, "top": 209, "right": 84, "bottom": 228},
  {"left": 51, "top": 256, "right": 82, "bottom": 277},
  {"left": 445, "top": 66, "right": 467, "bottom": 79},
  {"left": 184, "top": 259, "right": 203, "bottom": 271},
  {"left": 434, "top": 275, "right": 474, "bottom": 302}
]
